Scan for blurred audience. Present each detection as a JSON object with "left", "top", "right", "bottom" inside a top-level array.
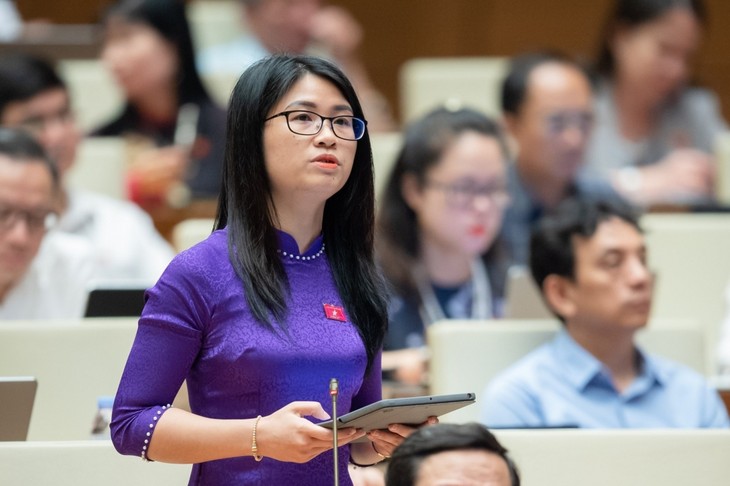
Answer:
[
  {"left": 94, "top": 0, "right": 226, "bottom": 215},
  {"left": 587, "top": 0, "right": 726, "bottom": 206},
  {"left": 0, "top": 128, "right": 93, "bottom": 319},
  {"left": 197, "top": 0, "right": 393, "bottom": 131},
  {"left": 481, "top": 198, "right": 729, "bottom": 428},
  {"left": 0, "top": 54, "right": 174, "bottom": 284},
  {"left": 377, "top": 107, "right": 510, "bottom": 385},
  {"left": 500, "top": 51, "right": 618, "bottom": 266},
  {"left": 385, "top": 422, "right": 520, "bottom": 486}
]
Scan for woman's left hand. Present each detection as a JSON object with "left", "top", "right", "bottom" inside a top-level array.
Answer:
[{"left": 366, "top": 416, "right": 439, "bottom": 458}]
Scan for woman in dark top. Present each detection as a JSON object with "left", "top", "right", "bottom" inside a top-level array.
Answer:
[
  {"left": 94, "top": 0, "right": 226, "bottom": 206},
  {"left": 377, "top": 107, "right": 510, "bottom": 385}
]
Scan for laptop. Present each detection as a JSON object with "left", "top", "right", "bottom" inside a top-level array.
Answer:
[
  {"left": 503, "top": 265, "right": 552, "bottom": 319},
  {"left": 84, "top": 284, "right": 147, "bottom": 318},
  {"left": 0, "top": 376, "right": 37, "bottom": 441}
]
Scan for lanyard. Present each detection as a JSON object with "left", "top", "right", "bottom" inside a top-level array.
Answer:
[{"left": 414, "top": 258, "right": 493, "bottom": 328}]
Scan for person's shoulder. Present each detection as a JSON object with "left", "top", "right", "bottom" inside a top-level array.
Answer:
[
  {"left": 69, "top": 190, "right": 171, "bottom": 242},
  {"left": 574, "top": 171, "right": 620, "bottom": 200},
  {"left": 35, "top": 231, "right": 96, "bottom": 285},
  {"left": 40, "top": 230, "right": 94, "bottom": 265},
  {"left": 72, "top": 190, "right": 150, "bottom": 220},
  {"left": 485, "top": 341, "right": 554, "bottom": 393},
  {"left": 672, "top": 87, "right": 722, "bottom": 117},
  {"left": 645, "top": 352, "right": 711, "bottom": 388},
  {"left": 89, "top": 111, "right": 128, "bottom": 137}
]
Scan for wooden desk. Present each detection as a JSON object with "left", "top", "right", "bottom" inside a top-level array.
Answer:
[{"left": 0, "top": 24, "right": 101, "bottom": 60}]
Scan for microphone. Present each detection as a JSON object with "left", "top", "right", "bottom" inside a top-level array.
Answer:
[{"left": 330, "top": 378, "right": 339, "bottom": 486}]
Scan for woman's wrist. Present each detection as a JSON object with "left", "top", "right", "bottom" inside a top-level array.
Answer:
[
  {"left": 349, "top": 441, "right": 388, "bottom": 467},
  {"left": 250, "top": 415, "right": 263, "bottom": 461}
]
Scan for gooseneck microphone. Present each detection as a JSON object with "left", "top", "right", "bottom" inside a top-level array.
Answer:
[{"left": 330, "top": 378, "right": 339, "bottom": 486}]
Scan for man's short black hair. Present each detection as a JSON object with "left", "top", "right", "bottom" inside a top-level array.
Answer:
[
  {"left": 529, "top": 197, "right": 642, "bottom": 308},
  {"left": 0, "top": 54, "right": 65, "bottom": 119},
  {"left": 385, "top": 422, "right": 520, "bottom": 486},
  {"left": 0, "top": 127, "right": 59, "bottom": 189},
  {"left": 501, "top": 51, "right": 591, "bottom": 116}
]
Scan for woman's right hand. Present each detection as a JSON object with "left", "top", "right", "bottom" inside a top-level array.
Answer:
[
  {"left": 127, "top": 146, "right": 189, "bottom": 202},
  {"left": 642, "top": 149, "right": 715, "bottom": 203},
  {"left": 255, "top": 401, "right": 364, "bottom": 463}
]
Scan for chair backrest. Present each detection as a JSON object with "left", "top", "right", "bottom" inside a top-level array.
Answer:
[
  {"left": 502, "top": 265, "right": 552, "bottom": 319},
  {"left": 494, "top": 429, "right": 730, "bottom": 486},
  {"left": 65, "top": 137, "right": 127, "bottom": 200},
  {"left": 370, "top": 131, "right": 403, "bottom": 205},
  {"left": 171, "top": 218, "right": 215, "bottom": 253},
  {"left": 0, "top": 319, "right": 138, "bottom": 440},
  {"left": 187, "top": 0, "right": 245, "bottom": 52},
  {"left": 428, "top": 318, "right": 705, "bottom": 423},
  {"left": 0, "top": 440, "right": 190, "bottom": 485},
  {"left": 641, "top": 212, "right": 730, "bottom": 373},
  {"left": 714, "top": 130, "right": 730, "bottom": 204},
  {"left": 399, "top": 57, "right": 508, "bottom": 124},
  {"left": 58, "top": 60, "right": 122, "bottom": 132},
  {"left": 201, "top": 72, "right": 238, "bottom": 106}
]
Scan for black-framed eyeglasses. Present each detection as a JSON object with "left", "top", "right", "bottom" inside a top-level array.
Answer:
[
  {"left": 0, "top": 205, "right": 58, "bottom": 233},
  {"left": 265, "top": 110, "right": 367, "bottom": 141},
  {"left": 545, "top": 111, "right": 594, "bottom": 135}
]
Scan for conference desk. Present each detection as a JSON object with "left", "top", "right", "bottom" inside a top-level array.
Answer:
[{"left": 0, "top": 24, "right": 100, "bottom": 60}]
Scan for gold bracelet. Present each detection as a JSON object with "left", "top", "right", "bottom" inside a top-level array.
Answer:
[
  {"left": 251, "top": 415, "right": 263, "bottom": 462},
  {"left": 372, "top": 442, "right": 388, "bottom": 461}
]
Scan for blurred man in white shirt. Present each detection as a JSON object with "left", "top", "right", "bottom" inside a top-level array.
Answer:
[{"left": 0, "top": 128, "right": 93, "bottom": 319}]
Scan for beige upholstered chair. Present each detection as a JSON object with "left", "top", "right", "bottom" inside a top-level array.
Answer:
[
  {"left": 494, "top": 429, "right": 730, "bottom": 486},
  {"left": 370, "top": 131, "right": 403, "bottom": 205},
  {"left": 399, "top": 57, "right": 508, "bottom": 123},
  {"left": 171, "top": 218, "right": 215, "bottom": 253},
  {"left": 641, "top": 212, "right": 730, "bottom": 373},
  {"left": 0, "top": 440, "right": 189, "bottom": 485},
  {"left": 57, "top": 60, "right": 123, "bottom": 132},
  {"left": 65, "top": 137, "right": 128, "bottom": 200},
  {"left": 0, "top": 319, "right": 138, "bottom": 440}
]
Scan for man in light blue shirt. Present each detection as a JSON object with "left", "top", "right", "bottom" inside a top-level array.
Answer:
[{"left": 481, "top": 198, "right": 729, "bottom": 428}]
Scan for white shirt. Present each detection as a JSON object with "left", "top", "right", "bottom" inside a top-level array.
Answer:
[
  {"left": 0, "top": 232, "right": 94, "bottom": 319},
  {"left": 59, "top": 190, "right": 174, "bottom": 285}
]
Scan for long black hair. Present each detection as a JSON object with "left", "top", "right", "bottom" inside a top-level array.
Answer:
[
  {"left": 377, "top": 107, "right": 509, "bottom": 300},
  {"left": 215, "top": 54, "right": 387, "bottom": 371},
  {"left": 594, "top": 0, "right": 706, "bottom": 77},
  {"left": 103, "top": 0, "right": 212, "bottom": 106}
]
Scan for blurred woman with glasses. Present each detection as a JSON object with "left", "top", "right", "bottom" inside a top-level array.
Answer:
[
  {"left": 110, "top": 55, "right": 430, "bottom": 484},
  {"left": 377, "top": 107, "right": 510, "bottom": 386}
]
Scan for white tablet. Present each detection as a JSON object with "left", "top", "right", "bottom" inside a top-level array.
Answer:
[{"left": 318, "top": 392, "right": 475, "bottom": 432}]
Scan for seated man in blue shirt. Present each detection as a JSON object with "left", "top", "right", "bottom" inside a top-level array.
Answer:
[{"left": 481, "top": 198, "right": 729, "bottom": 428}]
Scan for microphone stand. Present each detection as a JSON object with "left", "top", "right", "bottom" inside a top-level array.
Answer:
[{"left": 330, "top": 378, "right": 339, "bottom": 486}]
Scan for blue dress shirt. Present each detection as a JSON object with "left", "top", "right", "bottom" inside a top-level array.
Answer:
[{"left": 480, "top": 330, "right": 729, "bottom": 429}]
